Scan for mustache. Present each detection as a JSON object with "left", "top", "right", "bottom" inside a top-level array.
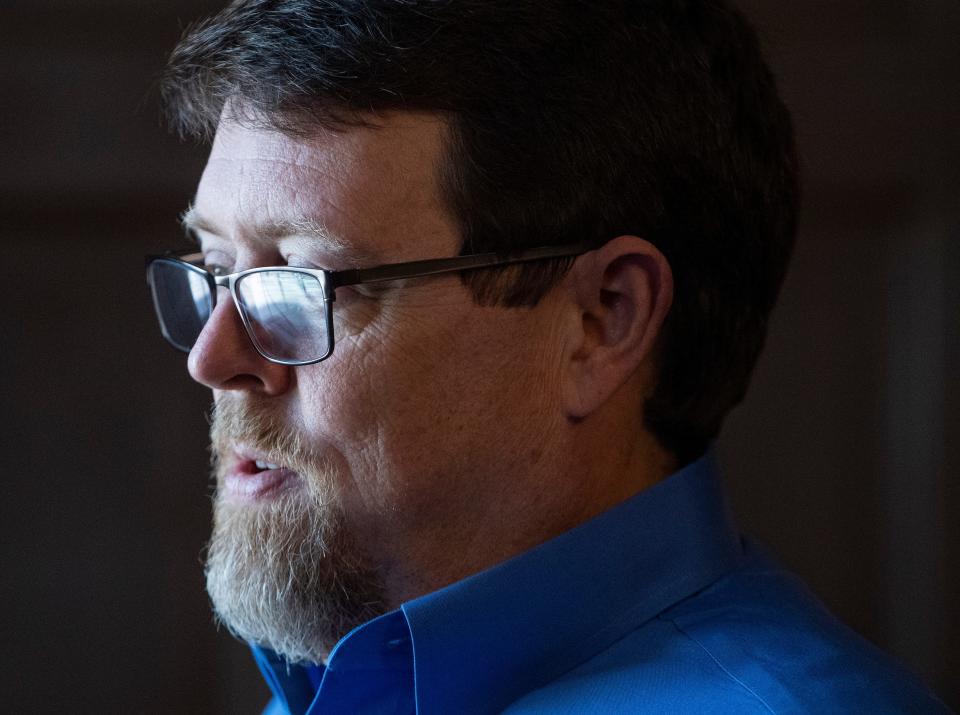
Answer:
[{"left": 209, "top": 396, "right": 311, "bottom": 474}]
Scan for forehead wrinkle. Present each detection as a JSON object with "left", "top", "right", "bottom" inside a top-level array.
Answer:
[
  {"left": 197, "top": 116, "right": 455, "bottom": 267},
  {"left": 195, "top": 145, "right": 387, "bottom": 264}
]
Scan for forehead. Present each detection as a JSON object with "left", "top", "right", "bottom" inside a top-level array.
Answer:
[{"left": 193, "top": 113, "right": 457, "bottom": 262}]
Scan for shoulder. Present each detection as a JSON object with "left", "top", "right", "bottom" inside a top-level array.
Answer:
[{"left": 503, "top": 544, "right": 950, "bottom": 714}]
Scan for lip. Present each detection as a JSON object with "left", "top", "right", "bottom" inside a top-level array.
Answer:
[{"left": 222, "top": 446, "right": 300, "bottom": 502}]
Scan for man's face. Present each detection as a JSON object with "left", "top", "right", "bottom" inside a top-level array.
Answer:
[{"left": 189, "top": 113, "right": 568, "bottom": 662}]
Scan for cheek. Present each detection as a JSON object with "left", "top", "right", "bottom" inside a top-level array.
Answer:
[
  {"left": 289, "top": 314, "right": 450, "bottom": 494},
  {"left": 370, "top": 309, "right": 560, "bottom": 469},
  {"left": 290, "top": 303, "right": 562, "bottom": 510}
]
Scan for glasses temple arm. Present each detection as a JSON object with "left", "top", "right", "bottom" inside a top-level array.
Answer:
[{"left": 329, "top": 243, "right": 591, "bottom": 289}]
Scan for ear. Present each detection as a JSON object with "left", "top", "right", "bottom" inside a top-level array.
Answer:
[{"left": 561, "top": 236, "right": 673, "bottom": 419}]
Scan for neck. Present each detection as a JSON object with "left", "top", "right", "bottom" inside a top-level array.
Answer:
[{"left": 374, "top": 407, "right": 677, "bottom": 610}]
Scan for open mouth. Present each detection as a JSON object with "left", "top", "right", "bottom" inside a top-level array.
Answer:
[{"left": 223, "top": 449, "right": 299, "bottom": 502}]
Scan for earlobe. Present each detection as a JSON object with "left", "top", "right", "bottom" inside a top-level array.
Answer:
[{"left": 562, "top": 237, "right": 673, "bottom": 419}]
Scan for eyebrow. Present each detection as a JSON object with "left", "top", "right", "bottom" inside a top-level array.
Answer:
[{"left": 179, "top": 204, "right": 382, "bottom": 266}]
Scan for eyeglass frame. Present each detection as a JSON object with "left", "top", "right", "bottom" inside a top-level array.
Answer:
[{"left": 145, "top": 242, "right": 591, "bottom": 366}]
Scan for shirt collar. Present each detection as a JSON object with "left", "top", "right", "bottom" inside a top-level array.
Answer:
[
  {"left": 252, "top": 449, "right": 741, "bottom": 714},
  {"left": 400, "top": 448, "right": 742, "bottom": 713}
]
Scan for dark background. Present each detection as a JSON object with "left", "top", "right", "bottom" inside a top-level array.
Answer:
[{"left": 1, "top": 1, "right": 957, "bottom": 712}]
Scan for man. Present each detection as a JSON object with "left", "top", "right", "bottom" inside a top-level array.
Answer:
[{"left": 147, "top": 1, "right": 949, "bottom": 712}]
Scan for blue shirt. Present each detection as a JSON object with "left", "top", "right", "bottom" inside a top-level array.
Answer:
[{"left": 253, "top": 451, "right": 950, "bottom": 714}]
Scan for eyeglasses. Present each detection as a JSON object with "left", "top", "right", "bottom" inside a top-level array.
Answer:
[{"left": 145, "top": 244, "right": 589, "bottom": 365}]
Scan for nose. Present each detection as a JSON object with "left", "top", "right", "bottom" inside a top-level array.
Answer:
[{"left": 187, "top": 288, "right": 292, "bottom": 395}]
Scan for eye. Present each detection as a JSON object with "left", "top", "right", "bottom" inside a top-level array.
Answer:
[{"left": 201, "top": 249, "right": 234, "bottom": 276}]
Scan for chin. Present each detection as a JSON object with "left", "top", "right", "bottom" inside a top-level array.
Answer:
[{"left": 205, "top": 484, "right": 386, "bottom": 663}]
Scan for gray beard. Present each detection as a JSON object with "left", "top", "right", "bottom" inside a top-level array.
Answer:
[{"left": 204, "top": 484, "right": 385, "bottom": 665}]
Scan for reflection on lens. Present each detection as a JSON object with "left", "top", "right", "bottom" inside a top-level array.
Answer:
[
  {"left": 149, "top": 260, "right": 213, "bottom": 352},
  {"left": 236, "top": 270, "right": 329, "bottom": 363}
]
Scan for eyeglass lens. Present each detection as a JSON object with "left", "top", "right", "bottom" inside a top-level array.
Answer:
[
  {"left": 148, "top": 260, "right": 331, "bottom": 364},
  {"left": 148, "top": 260, "right": 213, "bottom": 352},
  {"left": 235, "top": 271, "right": 329, "bottom": 363}
]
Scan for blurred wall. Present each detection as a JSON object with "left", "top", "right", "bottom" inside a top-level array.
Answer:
[
  {"left": 1, "top": 1, "right": 956, "bottom": 712},
  {"left": 1, "top": 1, "right": 270, "bottom": 712}
]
